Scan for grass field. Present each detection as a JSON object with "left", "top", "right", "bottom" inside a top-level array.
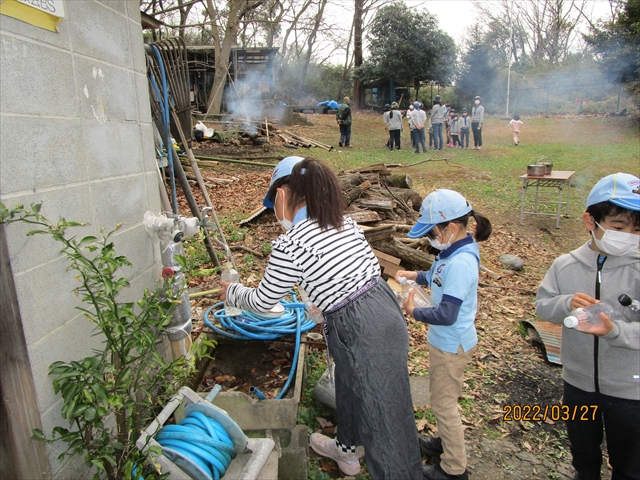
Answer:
[{"left": 295, "top": 112, "right": 639, "bottom": 251}]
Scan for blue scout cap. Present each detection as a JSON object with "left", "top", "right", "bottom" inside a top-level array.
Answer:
[
  {"left": 263, "top": 156, "right": 305, "bottom": 208},
  {"left": 408, "top": 189, "right": 473, "bottom": 238},
  {"left": 586, "top": 173, "right": 640, "bottom": 211}
]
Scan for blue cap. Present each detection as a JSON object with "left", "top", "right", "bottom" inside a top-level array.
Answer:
[
  {"left": 413, "top": 101, "right": 421, "bottom": 110},
  {"left": 586, "top": 172, "right": 640, "bottom": 211},
  {"left": 407, "top": 189, "right": 473, "bottom": 238},
  {"left": 263, "top": 156, "right": 305, "bottom": 208}
]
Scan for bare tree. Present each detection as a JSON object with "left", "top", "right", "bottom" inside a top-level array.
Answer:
[
  {"left": 299, "top": 0, "right": 329, "bottom": 88},
  {"left": 473, "top": 0, "right": 588, "bottom": 66},
  {"left": 204, "top": 0, "right": 265, "bottom": 114}
]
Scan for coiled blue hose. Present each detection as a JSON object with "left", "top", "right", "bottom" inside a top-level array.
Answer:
[
  {"left": 156, "top": 410, "right": 235, "bottom": 480},
  {"left": 203, "top": 295, "right": 318, "bottom": 399}
]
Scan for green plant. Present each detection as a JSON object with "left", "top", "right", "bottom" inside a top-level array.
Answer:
[
  {"left": 1, "top": 202, "right": 213, "bottom": 480},
  {"left": 260, "top": 241, "right": 272, "bottom": 256}
]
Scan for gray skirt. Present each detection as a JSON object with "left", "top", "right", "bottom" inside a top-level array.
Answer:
[{"left": 324, "top": 279, "right": 423, "bottom": 480}]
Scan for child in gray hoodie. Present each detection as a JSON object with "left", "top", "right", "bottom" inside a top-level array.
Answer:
[{"left": 535, "top": 172, "right": 640, "bottom": 480}]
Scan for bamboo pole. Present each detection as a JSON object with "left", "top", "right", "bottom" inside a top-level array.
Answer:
[{"left": 178, "top": 154, "right": 276, "bottom": 167}]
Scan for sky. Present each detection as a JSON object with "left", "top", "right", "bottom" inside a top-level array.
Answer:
[
  {"left": 419, "top": 0, "right": 614, "bottom": 45},
  {"left": 324, "top": 0, "right": 615, "bottom": 50}
]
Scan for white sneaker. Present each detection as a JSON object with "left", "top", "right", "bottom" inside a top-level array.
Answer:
[{"left": 310, "top": 433, "right": 361, "bottom": 476}]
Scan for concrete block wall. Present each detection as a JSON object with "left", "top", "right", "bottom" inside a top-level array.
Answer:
[{"left": 0, "top": 1, "right": 162, "bottom": 477}]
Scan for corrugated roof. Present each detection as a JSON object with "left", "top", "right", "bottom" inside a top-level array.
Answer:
[{"left": 522, "top": 320, "right": 563, "bottom": 365}]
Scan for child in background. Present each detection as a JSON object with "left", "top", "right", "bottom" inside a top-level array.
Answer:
[
  {"left": 450, "top": 114, "right": 461, "bottom": 149},
  {"left": 535, "top": 173, "right": 640, "bottom": 480},
  {"left": 459, "top": 108, "right": 471, "bottom": 149},
  {"left": 382, "top": 104, "right": 391, "bottom": 148},
  {"left": 397, "top": 189, "right": 492, "bottom": 480},
  {"left": 428, "top": 116, "right": 434, "bottom": 150},
  {"left": 508, "top": 114, "right": 523, "bottom": 146}
]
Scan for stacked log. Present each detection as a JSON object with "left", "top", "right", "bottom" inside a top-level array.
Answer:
[{"left": 339, "top": 166, "right": 434, "bottom": 275}]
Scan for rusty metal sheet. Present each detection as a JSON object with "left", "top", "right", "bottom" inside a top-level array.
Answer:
[{"left": 522, "top": 320, "right": 563, "bottom": 365}]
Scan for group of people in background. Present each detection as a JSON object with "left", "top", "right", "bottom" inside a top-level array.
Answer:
[
  {"left": 339, "top": 95, "right": 526, "bottom": 151},
  {"left": 381, "top": 95, "right": 486, "bottom": 152}
]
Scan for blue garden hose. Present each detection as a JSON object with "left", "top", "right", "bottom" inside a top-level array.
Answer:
[
  {"left": 156, "top": 410, "right": 235, "bottom": 480},
  {"left": 203, "top": 295, "right": 317, "bottom": 400},
  {"left": 148, "top": 45, "right": 178, "bottom": 214}
]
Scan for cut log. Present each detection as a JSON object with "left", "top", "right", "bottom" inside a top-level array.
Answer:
[
  {"left": 360, "top": 224, "right": 396, "bottom": 243},
  {"left": 342, "top": 164, "right": 391, "bottom": 176},
  {"left": 387, "top": 173, "right": 413, "bottom": 189},
  {"left": 344, "top": 180, "right": 371, "bottom": 205},
  {"left": 371, "top": 236, "right": 434, "bottom": 270},
  {"left": 337, "top": 173, "right": 365, "bottom": 190},
  {"left": 372, "top": 187, "right": 423, "bottom": 211},
  {"left": 347, "top": 209, "right": 381, "bottom": 224},
  {"left": 354, "top": 197, "right": 395, "bottom": 212}
]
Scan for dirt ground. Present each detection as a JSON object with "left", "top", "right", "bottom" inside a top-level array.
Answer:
[{"left": 178, "top": 114, "right": 628, "bottom": 480}]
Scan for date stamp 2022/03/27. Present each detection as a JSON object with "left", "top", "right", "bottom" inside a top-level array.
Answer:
[{"left": 502, "top": 404, "right": 598, "bottom": 422}]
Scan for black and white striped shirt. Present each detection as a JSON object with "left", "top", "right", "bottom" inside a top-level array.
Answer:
[{"left": 227, "top": 216, "right": 380, "bottom": 313}]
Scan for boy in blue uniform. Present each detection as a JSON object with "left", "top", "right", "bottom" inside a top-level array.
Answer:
[
  {"left": 536, "top": 173, "right": 640, "bottom": 480},
  {"left": 397, "top": 189, "right": 492, "bottom": 480}
]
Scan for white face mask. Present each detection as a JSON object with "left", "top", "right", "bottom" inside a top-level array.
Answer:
[
  {"left": 591, "top": 222, "right": 639, "bottom": 256},
  {"left": 428, "top": 226, "right": 455, "bottom": 251},
  {"left": 275, "top": 190, "right": 293, "bottom": 231},
  {"left": 474, "top": 100, "right": 480, "bottom": 105}
]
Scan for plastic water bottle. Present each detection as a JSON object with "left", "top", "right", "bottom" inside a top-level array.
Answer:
[
  {"left": 618, "top": 294, "right": 640, "bottom": 322},
  {"left": 397, "top": 277, "right": 433, "bottom": 308},
  {"left": 298, "top": 287, "right": 324, "bottom": 324},
  {"left": 564, "top": 303, "right": 614, "bottom": 331},
  {"left": 220, "top": 262, "right": 242, "bottom": 316}
]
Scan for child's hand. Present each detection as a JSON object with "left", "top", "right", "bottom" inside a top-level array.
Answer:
[
  {"left": 570, "top": 292, "right": 598, "bottom": 310},
  {"left": 395, "top": 270, "right": 418, "bottom": 283},
  {"left": 219, "top": 281, "right": 231, "bottom": 301},
  {"left": 403, "top": 290, "right": 416, "bottom": 317},
  {"left": 579, "top": 312, "right": 615, "bottom": 337}
]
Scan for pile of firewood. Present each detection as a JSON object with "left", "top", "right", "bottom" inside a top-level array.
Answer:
[
  {"left": 196, "top": 117, "right": 332, "bottom": 151},
  {"left": 339, "top": 164, "right": 435, "bottom": 275}
]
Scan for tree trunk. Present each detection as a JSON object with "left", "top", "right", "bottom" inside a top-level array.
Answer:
[
  {"left": 352, "top": 0, "right": 364, "bottom": 108},
  {"left": 300, "top": 0, "right": 328, "bottom": 90},
  {"left": 338, "top": 18, "right": 355, "bottom": 100},
  {"left": 205, "top": 0, "right": 264, "bottom": 114}
]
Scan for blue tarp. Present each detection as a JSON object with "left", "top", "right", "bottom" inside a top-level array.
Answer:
[{"left": 316, "top": 100, "right": 340, "bottom": 110}]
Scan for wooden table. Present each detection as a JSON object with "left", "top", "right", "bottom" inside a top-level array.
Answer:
[{"left": 519, "top": 171, "right": 576, "bottom": 229}]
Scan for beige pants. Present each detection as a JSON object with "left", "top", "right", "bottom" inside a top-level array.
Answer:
[{"left": 428, "top": 343, "right": 477, "bottom": 475}]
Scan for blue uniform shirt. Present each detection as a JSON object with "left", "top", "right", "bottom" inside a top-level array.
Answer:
[{"left": 416, "top": 234, "right": 480, "bottom": 353}]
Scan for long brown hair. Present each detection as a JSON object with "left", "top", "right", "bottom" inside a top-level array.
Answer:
[{"left": 288, "top": 158, "right": 345, "bottom": 230}]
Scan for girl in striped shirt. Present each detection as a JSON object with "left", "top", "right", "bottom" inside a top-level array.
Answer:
[{"left": 220, "top": 158, "right": 422, "bottom": 479}]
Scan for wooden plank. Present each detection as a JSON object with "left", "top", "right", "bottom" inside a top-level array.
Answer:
[
  {"left": 380, "top": 261, "right": 402, "bottom": 278},
  {"left": 0, "top": 225, "right": 52, "bottom": 479},
  {"left": 372, "top": 248, "right": 401, "bottom": 265}
]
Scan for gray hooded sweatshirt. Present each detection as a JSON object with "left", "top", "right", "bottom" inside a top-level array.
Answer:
[{"left": 536, "top": 242, "right": 640, "bottom": 401}]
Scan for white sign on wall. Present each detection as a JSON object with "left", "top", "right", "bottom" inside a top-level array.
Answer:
[{"left": 16, "top": 0, "right": 65, "bottom": 18}]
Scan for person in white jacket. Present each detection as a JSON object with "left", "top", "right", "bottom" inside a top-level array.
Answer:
[
  {"left": 471, "top": 96, "right": 484, "bottom": 149},
  {"left": 535, "top": 172, "right": 640, "bottom": 480}
]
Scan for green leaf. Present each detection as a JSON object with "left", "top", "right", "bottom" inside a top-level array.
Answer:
[
  {"left": 84, "top": 407, "right": 98, "bottom": 422},
  {"left": 78, "top": 236, "right": 98, "bottom": 246}
]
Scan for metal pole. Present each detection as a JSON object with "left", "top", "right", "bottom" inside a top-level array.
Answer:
[
  {"left": 616, "top": 83, "right": 622, "bottom": 113},
  {"left": 505, "top": 1, "right": 513, "bottom": 117}
]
